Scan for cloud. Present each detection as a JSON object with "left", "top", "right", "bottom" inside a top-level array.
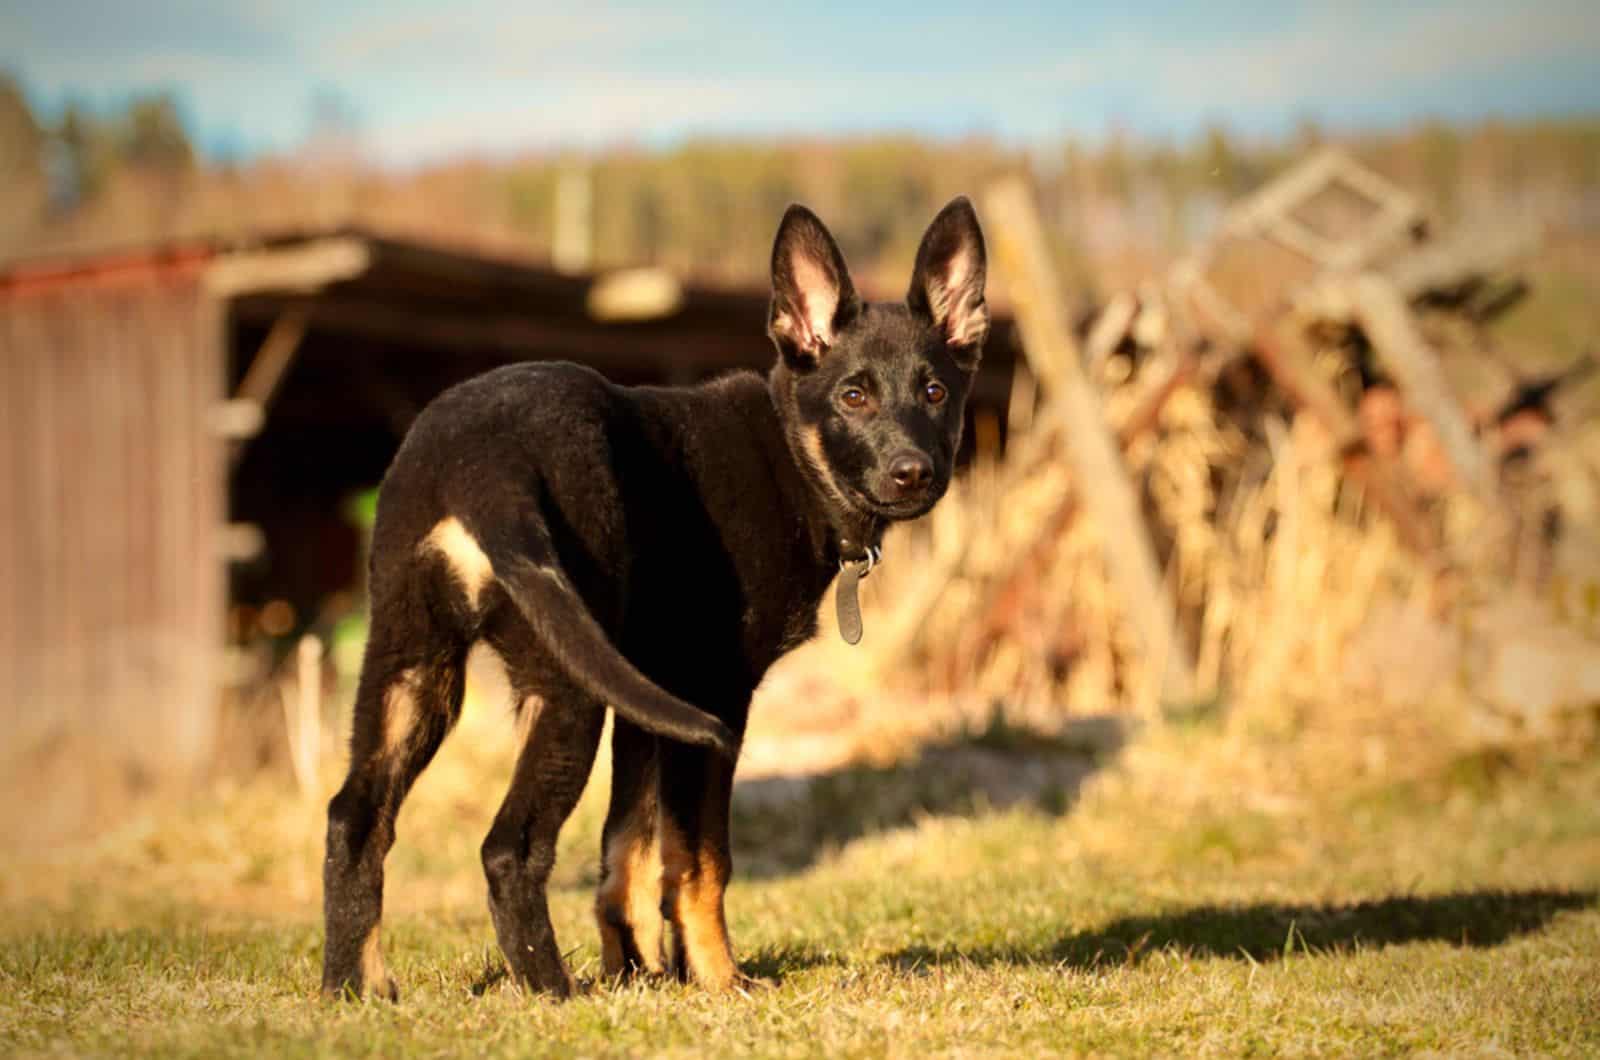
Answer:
[
  {"left": 321, "top": 5, "right": 696, "bottom": 77},
  {"left": 1033, "top": 0, "right": 1599, "bottom": 122},
  {"left": 4, "top": 0, "right": 1595, "bottom": 164}
]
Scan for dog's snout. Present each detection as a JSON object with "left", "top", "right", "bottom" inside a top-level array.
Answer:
[{"left": 887, "top": 451, "right": 933, "bottom": 494}]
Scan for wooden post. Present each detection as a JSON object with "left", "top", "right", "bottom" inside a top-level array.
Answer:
[
  {"left": 983, "top": 178, "right": 1197, "bottom": 709},
  {"left": 1349, "top": 272, "right": 1494, "bottom": 502},
  {"left": 228, "top": 303, "right": 311, "bottom": 469},
  {"left": 1253, "top": 316, "right": 1439, "bottom": 558},
  {"left": 553, "top": 168, "right": 594, "bottom": 275},
  {"left": 282, "top": 634, "right": 323, "bottom": 800}
]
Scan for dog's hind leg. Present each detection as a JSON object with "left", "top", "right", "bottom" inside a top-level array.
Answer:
[
  {"left": 322, "top": 610, "right": 466, "bottom": 1001},
  {"left": 480, "top": 664, "right": 606, "bottom": 997},
  {"left": 595, "top": 718, "right": 666, "bottom": 980},
  {"left": 658, "top": 741, "right": 752, "bottom": 991}
]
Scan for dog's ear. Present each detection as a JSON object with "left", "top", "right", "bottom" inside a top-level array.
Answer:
[
  {"left": 908, "top": 196, "right": 988, "bottom": 367},
  {"left": 768, "top": 205, "right": 860, "bottom": 369}
]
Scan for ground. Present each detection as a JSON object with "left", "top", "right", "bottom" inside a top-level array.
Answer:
[{"left": 2, "top": 694, "right": 1597, "bottom": 1058}]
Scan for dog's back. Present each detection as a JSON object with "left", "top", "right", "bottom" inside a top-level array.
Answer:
[{"left": 373, "top": 361, "right": 830, "bottom": 688}]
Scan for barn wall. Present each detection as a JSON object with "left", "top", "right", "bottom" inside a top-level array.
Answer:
[{"left": 0, "top": 276, "right": 225, "bottom": 843}]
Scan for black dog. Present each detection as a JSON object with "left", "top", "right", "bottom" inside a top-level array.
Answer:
[{"left": 321, "top": 198, "right": 989, "bottom": 999}]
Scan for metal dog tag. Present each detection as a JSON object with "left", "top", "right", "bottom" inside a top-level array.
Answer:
[
  {"left": 836, "top": 562, "right": 865, "bottom": 645},
  {"left": 834, "top": 546, "right": 880, "bottom": 645}
]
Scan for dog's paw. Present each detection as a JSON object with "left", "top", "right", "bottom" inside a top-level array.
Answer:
[{"left": 322, "top": 973, "right": 399, "bottom": 1003}]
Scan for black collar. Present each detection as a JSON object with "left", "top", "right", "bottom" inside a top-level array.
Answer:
[{"left": 832, "top": 522, "right": 885, "bottom": 568}]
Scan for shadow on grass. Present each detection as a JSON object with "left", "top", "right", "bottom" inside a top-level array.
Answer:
[
  {"left": 739, "top": 944, "right": 843, "bottom": 983},
  {"left": 882, "top": 889, "right": 1597, "bottom": 971},
  {"left": 730, "top": 715, "right": 1126, "bottom": 879}
]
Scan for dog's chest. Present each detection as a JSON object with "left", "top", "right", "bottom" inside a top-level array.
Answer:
[
  {"left": 734, "top": 553, "right": 831, "bottom": 671},
  {"left": 774, "top": 604, "right": 820, "bottom": 655}
]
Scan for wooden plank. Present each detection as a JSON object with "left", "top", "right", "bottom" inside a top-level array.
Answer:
[
  {"left": 203, "top": 237, "right": 370, "bottom": 298},
  {"left": 228, "top": 303, "right": 311, "bottom": 470},
  {"left": 1222, "top": 148, "right": 1422, "bottom": 272},
  {"left": 234, "top": 304, "right": 311, "bottom": 407},
  {"left": 1084, "top": 291, "right": 1137, "bottom": 375},
  {"left": 1349, "top": 273, "right": 1494, "bottom": 501},
  {"left": 1381, "top": 220, "right": 1540, "bottom": 303},
  {"left": 3, "top": 283, "right": 223, "bottom": 817},
  {"left": 1253, "top": 316, "right": 1439, "bottom": 558},
  {"left": 1325, "top": 151, "right": 1420, "bottom": 221},
  {"left": 1222, "top": 149, "right": 1342, "bottom": 237},
  {"left": 983, "top": 177, "right": 1197, "bottom": 708}
]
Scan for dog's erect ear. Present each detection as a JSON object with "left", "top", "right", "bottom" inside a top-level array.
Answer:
[
  {"left": 908, "top": 196, "right": 988, "bottom": 365},
  {"left": 768, "top": 205, "right": 860, "bottom": 369}
]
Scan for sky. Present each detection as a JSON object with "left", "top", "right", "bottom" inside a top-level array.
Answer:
[{"left": 2, "top": 0, "right": 1598, "bottom": 167}]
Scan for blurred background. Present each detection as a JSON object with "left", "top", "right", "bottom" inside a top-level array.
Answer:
[{"left": 1, "top": 0, "right": 1598, "bottom": 871}]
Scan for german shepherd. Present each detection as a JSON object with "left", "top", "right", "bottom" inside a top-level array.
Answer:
[{"left": 321, "top": 197, "right": 989, "bottom": 998}]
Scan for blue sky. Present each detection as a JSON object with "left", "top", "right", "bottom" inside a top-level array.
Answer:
[{"left": 3, "top": 1, "right": 1597, "bottom": 166}]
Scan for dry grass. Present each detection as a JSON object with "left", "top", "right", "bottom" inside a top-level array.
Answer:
[
  {"left": 3, "top": 684, "right": 1598, "bottom": 1057},
  {"left": 6, "top": 190, "right": 1599, "bottom": 1056}
]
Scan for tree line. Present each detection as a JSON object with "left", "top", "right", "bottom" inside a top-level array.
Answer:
[{"left": 2, "top": 70, "right": 1597, "bottom": 288}]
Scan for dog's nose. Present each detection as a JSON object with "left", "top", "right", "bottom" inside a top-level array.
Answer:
[{"left": 887, "top": 451, "right": 933, "bottom": 494}]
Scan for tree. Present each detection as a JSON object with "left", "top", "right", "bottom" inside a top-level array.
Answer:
[
  {"left": 120, "top": 94, "right": 194, "bottom": 170},
  {"left": 0, "top": 72, "right": 42, "bottom": 181},
  {"left": 1201, "top": 122, "right": 1240, "bottom": 195},
  {"left": 0, "top": 72, "right": 45, "bottom": 249},
  {"left": 54, "top": 101, "right": 115, "bottom": 208}
]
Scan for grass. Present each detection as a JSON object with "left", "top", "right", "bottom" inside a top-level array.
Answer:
[{"left": 3, "top": 696, "right": 1598, "bottom": 1059}]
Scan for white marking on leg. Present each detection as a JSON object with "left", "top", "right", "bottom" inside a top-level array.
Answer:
[
  {"left": 515, "top": 693, "right": 545, "bottom": 749},
  {"left": 360, "top": 923, "right": 389, "bottom": 989},
  {"left": 597, "top": 803, "right": 665, "bottom": 977},
  {"left": 382, "top": 668, "right": 422, "bottom": 757},
  {"left": 421, "top": 517, "right": 494, "bottom": 610}
]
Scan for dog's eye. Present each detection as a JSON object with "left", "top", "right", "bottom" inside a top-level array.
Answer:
[
  {"left": 840, "top": 387, "right": 868, "bottom": 410},
  {"left": 924, "top": 381, "right": 948, "bottom": 405}
]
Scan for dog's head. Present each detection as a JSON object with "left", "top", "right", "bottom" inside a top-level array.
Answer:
[{"left": 767, "top": 197, "right": 988, "bottom": 525}]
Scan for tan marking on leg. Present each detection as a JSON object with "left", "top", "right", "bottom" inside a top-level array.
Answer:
[
  {"left": 597, "top": 805, "right": 665, "bottom": 978},
  {"left": 515, "top": 692, "right": 544, "bottom": 749},
  {"left": 625, "top": 831, "right": 664, "bottom": 971},
  {"left": 359, "top": 923, "right": 392, "bottom": 995},
  {"left": 381, "top": 668, "right": 422, "bottom": 757},
  {"left": 420, "top": 517, "right": 494, "bottom": 610},
  {"left": 596, "top": 834, "right": 632, "bottom": 976},
  {"left": 661, "top": 826, "right": 738, "bottom": 989}
]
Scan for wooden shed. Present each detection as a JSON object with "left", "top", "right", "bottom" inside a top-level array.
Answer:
[{"left": 0, "top": 229, "right": 1018, "bottom": 839}]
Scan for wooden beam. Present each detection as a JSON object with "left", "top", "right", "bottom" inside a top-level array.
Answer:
[
  {"left": 1221, "top": 147, "right": 1422, "bottom": 272},
  {"left": 983, "top": 177, "right": 1197, "bottom": 709},
  {"left": 1381, "top": 220, "right": 1539, "bottom": 304},
  {"left": 228, "top": 304, "right": 311, "bottom": 469},
  {"left": 203, "top": 237, "right": 371, "bottom": 298},
  {"left": 1349, "top": 272, "right": 1494, "bottom": 501},
  {"left": 1223, "top": 149, "right": 1343, "bottom": 238},
  {"left": 275, "top": 295, "right": 757, "bottom": 371},
  {"left": 235, "top": 303, "right": 311, "bottom": 408},
  {"left": 1084, "top": 291, "right": 1138, "bottom": 376},
  {"left": 1253, "top": 316, "right": 1439, "bottom": 558}
]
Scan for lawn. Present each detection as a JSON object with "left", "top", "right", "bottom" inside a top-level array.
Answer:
[{"left": 3, "top": 697, "right": 1597, "bottom": 1058}]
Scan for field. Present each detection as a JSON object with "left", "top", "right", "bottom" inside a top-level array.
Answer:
[
  {"left": 5, "top": 106, "right": 1600, "bottom": 1058},
  {"left": 4, "top": 691, "right": 1598, "bottom": 1058}
]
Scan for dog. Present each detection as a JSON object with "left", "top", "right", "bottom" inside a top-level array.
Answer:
[{"left": 321, "top": 197, "right": 990, "bottom": 999}]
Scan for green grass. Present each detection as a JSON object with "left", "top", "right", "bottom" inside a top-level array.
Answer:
[{"left": 3, "top": 708, "right": 1598, "bottom": 1058}]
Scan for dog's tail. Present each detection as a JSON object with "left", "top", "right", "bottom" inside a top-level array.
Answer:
[{"left": 486, "top": 547, "right": 739, "bottom": 759}]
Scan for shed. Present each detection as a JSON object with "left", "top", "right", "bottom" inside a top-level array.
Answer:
[{"left": 0, "top": 229, "right": 1019, "bottom": 839}]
